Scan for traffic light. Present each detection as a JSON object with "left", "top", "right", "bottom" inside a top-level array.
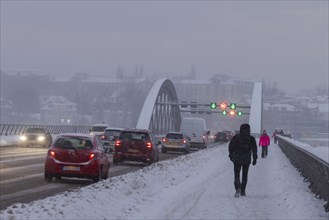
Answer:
[
  {"left": 210, "top": 102, "right": 217, "bottom": 109},
  {"left": 221, "top": 110, "right": 227, "bottom": 116},
  {"left": 229, "top": 110, "right": 236, "bottom": 116},
  {"left": 237, "top": 111, "right": 243, "bottom": 116},
  {"left": 230, "top": 103, "right": 237, "bottom": 110},
  {"left": 219, "top": 102, "right": 227, "bottom": 110}
]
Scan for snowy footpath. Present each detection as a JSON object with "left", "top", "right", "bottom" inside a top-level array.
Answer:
[{"left": 1, "top": 141, "right": 328, "bottom": 220}]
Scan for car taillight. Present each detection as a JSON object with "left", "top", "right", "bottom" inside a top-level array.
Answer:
[
  {"left": 162, "top": 138, "right": 168, "bottom": 143},
  {"left": 115, "top": 140, "right": 122, "bottom": 147},
  {"left": 100, "top": 135, "right": 107, "bottom": 140},
  {"left": 48, "top": 150, "right": 55, "bottom": 157},
  {"left": 181, "top": 139, "right": 187, "bottom": 144},
  {"left": 90, "top": 153, "right": 95, "bottom": 159},
  {"left": 145, "top": 142, "right": 152, "bottom": 149}
]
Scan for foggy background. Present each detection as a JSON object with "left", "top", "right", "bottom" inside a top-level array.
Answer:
[{"left": 1, "top": 1, "right": 328, "bottom": 95}]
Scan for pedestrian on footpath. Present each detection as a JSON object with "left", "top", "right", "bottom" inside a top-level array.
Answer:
[
  {"left": 272, "top": 129, "right": 278, "bottom": 144},
  {"left": 259, "top": 129, "right": 270, "bottom": 158},
  {"left": 228, "top": 123, "right": 258, "bottom": 198}
]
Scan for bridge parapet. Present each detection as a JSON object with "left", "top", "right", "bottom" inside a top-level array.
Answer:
[{"left": 277, "top": 135, "right": 329, "bottom": 212}]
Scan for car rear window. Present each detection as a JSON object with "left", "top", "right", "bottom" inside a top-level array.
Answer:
[
  {"left": 104, "top": 130, "right": 121, "bottom": 138},
  {"left": 91, "top": 126, "right": 107, "bottom": 132},
  {"left": 54, "top": 137, "right": 93, "bottom": 149},
  {"left": 119, "top": 132, "right": 150, "bottom": 141},
  {"left": 217, "top": 132, "right": 227, "bottom": 137},
  {"left": 166, "top": 133, "right": 183, "bottom": 139}
]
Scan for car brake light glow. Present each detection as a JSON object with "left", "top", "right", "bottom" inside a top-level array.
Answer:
[
  {"left": 90, "top": 153, "right": 95, "bottom": 159},
  {"left": 115, "top": 140, "right": 122, "bottom": 147},
  {"left": 181, "top": 139, "right": 187, "bottom": 144},
  {"left": 100, "top": 135, "right": 107, "bottom": 140},
  {"left": 49, "top": 151, "right": 55, "bottom": 157},
  {"left": 162, "top": 138, "right": 168, "bottom": 142},
  {"left": 145, "top": 142, "right": 152, "bottom": 148}
]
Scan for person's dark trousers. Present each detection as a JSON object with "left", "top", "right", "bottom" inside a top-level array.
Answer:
[
  {"left": 234, "top": 163, "right": 250, "bottom": 193},
  {"left": 261, "top": 146, "right": 268, "bottom": 158}
]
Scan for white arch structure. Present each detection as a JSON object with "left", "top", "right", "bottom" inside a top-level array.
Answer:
[
  {"left": 136, "top": 78, "right": 181, "bottom": 134},
  {"left": 249, "top": 82, "right": 263, "bottom": 134}
]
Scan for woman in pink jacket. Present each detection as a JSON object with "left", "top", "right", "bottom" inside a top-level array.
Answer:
[{"left": 259, "top": 130, "right": 270, "bottom": 158}]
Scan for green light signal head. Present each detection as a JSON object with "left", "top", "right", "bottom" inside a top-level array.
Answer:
[
  {"left": 237, "top": 111, "right": 243, "bottom": 116},
  {"left": 230, "top": 103, "right": 237, "bottom": 109},
  {"left": 222, "top": 110, "right": 227, "bottom": 116},
  {"left": 210, "top": 102, "right": 217, "bottom": 109}
]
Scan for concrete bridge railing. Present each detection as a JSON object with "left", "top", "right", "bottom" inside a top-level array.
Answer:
[{"left": 277, "top": 135, "right": 329, "bottom": 212}]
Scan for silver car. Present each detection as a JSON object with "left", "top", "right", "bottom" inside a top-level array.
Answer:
[
  {"left": 100, "top": 128, "right": 124, "bottom": 153},
  {"left": 161, "top": 132, "right": 191, "bottom": 154}
]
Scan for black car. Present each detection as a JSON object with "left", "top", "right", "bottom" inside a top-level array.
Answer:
[
  {"left": 20, "top": 127, "right": 53, "bottom": 148},
  {"left": 214, "top": 132, "right": 229, "bottom": 143}
]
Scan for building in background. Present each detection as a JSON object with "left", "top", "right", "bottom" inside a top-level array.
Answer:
[{"left": 40, "top": 96, "right": 77, "bottom": 124}]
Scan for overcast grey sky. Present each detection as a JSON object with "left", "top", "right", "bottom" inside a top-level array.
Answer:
[{"left": 1, "top": 1, "right": 328, "bottom": 94}]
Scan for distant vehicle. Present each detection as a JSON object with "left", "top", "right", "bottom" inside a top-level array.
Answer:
[
  {"left": 89, "top": 123, "right": 109, "bottom": 136},
  {"left": 113, "top": 129, "right": 160, "bottom": 165},
  {"left": 180, "top": 117, "right": 208, "bottom": 150},
  {"left": 161, "top": 132, "right": 191, "bottom": 154},
  {"left": 100, "top": 127, "right": 124, "bottom": 153},
  {"left": 44, "top": 133, "right": 110, "bottom": 183},
  {"left": 214, "top": 132, "right": 229, "bottom": 143},
  {"left": 20, "top": 127, "right": 52, "bottom": 148},
  {"left": 224, "top": 130, "right": 234, "bottom": 140}
]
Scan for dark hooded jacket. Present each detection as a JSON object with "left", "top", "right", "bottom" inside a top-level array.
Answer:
[{"left": 228, "top": 124, "right": 257, "bottom": 166}]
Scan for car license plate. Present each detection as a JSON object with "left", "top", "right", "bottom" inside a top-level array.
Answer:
[
  {"left": 170, "top": 142, "right": 179, "bottom": 146},
  {"left": 63, "top": 166, "right": 80, "bottom": 171},
  {"left": 127, "top": 149, "right": 139, "bottom": 153}
]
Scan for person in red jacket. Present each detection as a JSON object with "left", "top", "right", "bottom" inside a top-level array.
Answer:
[{"left": 259, "top": 129, "right": 270, "bottom": 158}]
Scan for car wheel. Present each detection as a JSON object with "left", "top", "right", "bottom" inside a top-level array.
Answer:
[
  {"left": 93, "top": 168, "right": 102, "bottom": 183},
  {"left": 102, "top": 164, "right": 109, "bottom": 179},
  {"left": 55, "top": 175, "right": 62, "bottom": 180},
  {"left": 113, "top": 158, "right": 119, "bottom": 165},
  {"left": 44, "top": 173, "right": 53, "bottom": 183}
]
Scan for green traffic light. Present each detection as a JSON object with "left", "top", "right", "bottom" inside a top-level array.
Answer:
[
  {"left": 210, "top": 102, "right": 217, "bottom": 109},
  {"left": 237, "top": 111, "right": 243, "bottom": 116},
  {"left": 222, "top": 110, "right": 227, "bottom": 116},
  {"left": 230, "top": 103, "right": 237, "bottom": 109}
]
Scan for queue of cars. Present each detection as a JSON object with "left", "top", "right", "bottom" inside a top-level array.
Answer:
[{"left": 19, "top": 123, "right": 211, "bottom": 184}]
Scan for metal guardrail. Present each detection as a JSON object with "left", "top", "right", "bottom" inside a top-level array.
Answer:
[
  {"left": 277, "top": 135, "right": 329, "bottom": 212},
  {"left": 0, "top": 124, "right": 91, "bottom": 136}
]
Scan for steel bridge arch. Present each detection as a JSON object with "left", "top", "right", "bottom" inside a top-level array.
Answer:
[{"left": 136, "top": 78, "right": 181, "bottom": 135}]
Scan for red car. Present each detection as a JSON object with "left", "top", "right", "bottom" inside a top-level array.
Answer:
[
  {"left": 113, "top": 129, "right": 160, "bottom": 165},
  {"left": 44, "top": 133, "right": 110, "bottom": 183}
]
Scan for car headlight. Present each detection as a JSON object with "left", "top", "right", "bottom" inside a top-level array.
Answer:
[
  {"left": 38, "top": 136, "right": 45, "bottom": 141},
  {"left": 20, "top": 135, "right": 27, "bottom": 141}
]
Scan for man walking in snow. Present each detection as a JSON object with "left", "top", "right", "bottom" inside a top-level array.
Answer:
[
  {"left": 228, "top": 123, "right": 258, "bottom": 197},
  {"left": 259, "top": 129, "right": 271, "bottom": 158}
]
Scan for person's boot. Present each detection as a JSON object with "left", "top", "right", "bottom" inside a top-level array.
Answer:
[
  {"left": 241, "top": 189, "right": 246, "bottom": 196},
  {"left": 234, "top": 188, "right": 241, "bottom": 198}
]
